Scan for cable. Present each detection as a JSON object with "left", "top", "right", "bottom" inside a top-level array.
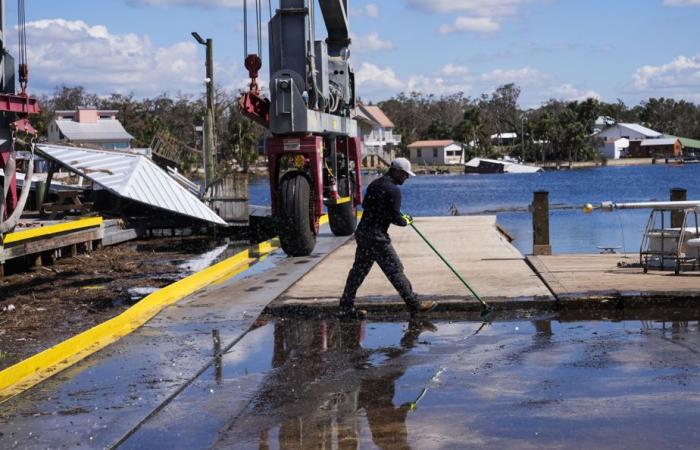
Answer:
[{"left": 243, "top": 0, "right": 248, "bottom": 57}]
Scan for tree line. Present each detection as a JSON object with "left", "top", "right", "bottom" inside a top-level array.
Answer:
[
  {"left": 30, "top": 84, "right": 700, "bottom": 174},
  {"left": 377, "top": 84, "right": 700, "bottom": 162},
  {"left": 30, "top": 85, "right": 266, "bottom": 175}
]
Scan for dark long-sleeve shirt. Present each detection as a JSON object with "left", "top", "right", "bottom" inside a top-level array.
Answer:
[{"left": 355, "top": 174, "right": 409, "bottom": 243}]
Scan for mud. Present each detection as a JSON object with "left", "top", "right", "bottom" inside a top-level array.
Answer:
[{"left": 0, "top": 236, "right": 245, "bottom": 370}]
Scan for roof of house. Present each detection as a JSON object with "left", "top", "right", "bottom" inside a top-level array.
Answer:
[
  {"left": 491, "top": 132, "right": 518, "bottom": 140},
  {"left": 55, "top": 119, "right": 134, "bottom": 142},
  {"left": 354, "top": 107, "right": 381, "bottom": 128},
  {"left": 617, "top": 123, "right": 662, "bottom": 138},
  {"left": 665, "top": 135, "right": 700, "bottom": 149},
  {"left": 361, "top": 105, "right": 395, "bottom": 128},
  {"left": 641, "top": 138, "right": 679, "bottom": 147},
  {"left": 407, "top": 140, "right": 458, "bottom": 148},
  {"left": 36, "top": 144, "right": 226, "bottom": 225}
]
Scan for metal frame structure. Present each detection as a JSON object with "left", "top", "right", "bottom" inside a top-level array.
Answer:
[
  {"left": 239, "top": 0, "right": 362, "bottom": 256},
  {"left": 0, "top": 0, "right": 40, "bottom": 236},
  {"left": 597, "top": 200, "right": 700, "bottom": 274}
]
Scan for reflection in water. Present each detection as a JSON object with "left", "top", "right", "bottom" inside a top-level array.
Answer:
[{"left": 213, "top": 319, "right": 436, "bottom": 449}]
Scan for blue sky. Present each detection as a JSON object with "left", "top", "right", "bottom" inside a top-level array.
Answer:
[{"left": 5, "top": 0, "right": 700, "bottom": 107}]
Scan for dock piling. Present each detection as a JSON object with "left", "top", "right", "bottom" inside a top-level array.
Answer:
[
  {"left": 532, "top": 191, "right": 552, "bottom": 255},
  {"left": 670, "top": 188, "right": 687, "bottom": 228}
]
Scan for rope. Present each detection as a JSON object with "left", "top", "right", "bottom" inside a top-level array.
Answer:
[
  {"left": 0, "top": 134, "right": 36, "bottom": 235},
  {"left": 243, "top": 0, "right": 248, "bottom": 57}
]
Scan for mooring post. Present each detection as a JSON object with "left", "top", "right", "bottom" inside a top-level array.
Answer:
[
  {"left": 670, "top": 187, "right": 687, "bottom": 228},
  {"left": 532, "top": 191, "right": 552, "bottom": 255}
]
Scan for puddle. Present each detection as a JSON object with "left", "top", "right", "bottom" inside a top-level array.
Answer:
[{"left": 123, "top": 313, "right": 700, "bottom": 449}]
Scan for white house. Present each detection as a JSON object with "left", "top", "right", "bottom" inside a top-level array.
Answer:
[
  {"left": 601, "top": 138, "right": 630, "bottom": 159},
  {"left": 593, "top": 123, "right": 662, "bottom": 141},
  {"left": 47, "top": 107, "right": 134, "bottom": 151},
  {"left": 354, "top": 103, "right": 401, "bottom": 168},
  {"left": 407, "top": 140, "right": 464, "bottom": 165}
]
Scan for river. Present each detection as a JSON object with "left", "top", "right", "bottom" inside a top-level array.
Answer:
[{"left": 249, "top": 163, "right": 700, "bottom": 254}]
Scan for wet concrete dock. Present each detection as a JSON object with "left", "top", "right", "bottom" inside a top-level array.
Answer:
[
  {"left": 2, "top": 216, "right": 700, "bottom": 449},
  {"left": 271, "top": 216, "right": 554, "bottom": 315}
]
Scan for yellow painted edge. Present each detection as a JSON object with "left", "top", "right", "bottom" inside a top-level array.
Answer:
[
  {"left": 3, "top": 217, "right": 103, "bottom": 245},
  {"left": 0, "top": 237, "right": 279, "bottom": 403},
  {"left": 0, "top": 212, "right": 360, "bottom": 402}
]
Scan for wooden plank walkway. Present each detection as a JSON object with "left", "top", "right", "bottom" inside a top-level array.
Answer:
[
  {"left": 528, "top": 253, "right": 700, "bottom": 307},
  {"left": 271, "top": 216, "right": 554, "bottom": 314}
]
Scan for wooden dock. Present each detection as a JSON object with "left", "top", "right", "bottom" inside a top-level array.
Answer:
[
  {"left": 269, "top": 216, "right": 555, "bottom": 314},
  {"left": 0, "top": 217, "right": 136, "bottom": 276},
  {"left": 528, "top": 253, "right": 700, "bottom": 307}
]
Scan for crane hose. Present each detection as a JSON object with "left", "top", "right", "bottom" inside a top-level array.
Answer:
[{"left": 1, "top": 136, "right": 36, "bottom": 236}]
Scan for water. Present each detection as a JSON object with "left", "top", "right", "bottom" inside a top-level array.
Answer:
[
  {"left": 120, "top": 315, "right": 700, "bottom": 449},
  {"left": 250, "top": 164, "right": 700, "bottom": 254}
]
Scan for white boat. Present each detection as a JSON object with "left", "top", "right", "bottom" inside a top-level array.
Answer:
[{"left": 464, "top": 157, "right": 543, "bottom": 174}]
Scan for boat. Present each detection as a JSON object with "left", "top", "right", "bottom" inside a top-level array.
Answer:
[{"left": 464, "top": 157, "right": 543, "bottom": 174}]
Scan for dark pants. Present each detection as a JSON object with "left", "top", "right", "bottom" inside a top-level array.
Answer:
[{"left": 340, "top": 238, "right": 418, "bottom": 310}]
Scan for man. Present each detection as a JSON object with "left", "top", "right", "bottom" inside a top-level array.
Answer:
[{"left": 339, "top": 157, "right": 437, "bottom": 319}]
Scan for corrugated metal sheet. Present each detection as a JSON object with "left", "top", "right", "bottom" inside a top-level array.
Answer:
[
  {"left": 36, "top": 144, "right": 227, "bottom": 226},
  {"left": 641, "top": 138, "right": 679, "bottom": 146},
  {"left": 55, "top": 120, "right": 134, "bottom": 141},
  {"left": 618, "top": 123, "right": 662, "bottom": 138}
]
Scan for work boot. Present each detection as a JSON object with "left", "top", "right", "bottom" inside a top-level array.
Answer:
[
  {"left": 408, "top": 300, "right": 438, "bottom": 317},
  {"left": 338, "top": 304, "right": 368, "bottom": 320}
]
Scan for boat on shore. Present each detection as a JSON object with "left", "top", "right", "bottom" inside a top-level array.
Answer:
[{"left": 464, "top": 157, "right": 543, "bottom": 174}]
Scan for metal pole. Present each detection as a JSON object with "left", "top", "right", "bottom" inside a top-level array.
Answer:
[{"left": 204, "top": 38, "right": 216, "bottom": 188}]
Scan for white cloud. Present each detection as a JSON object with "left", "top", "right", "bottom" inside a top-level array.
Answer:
[
  {"left": 365, "top": 4, "right": 380, "bottom": 18},
  {"left": 126, "top": 0, "right": 242, "bottom": 7},
  {"left": 351, "top": 32, "right": 394, "bottom": 53},
  {"left": 439, "top": 16, "right": 500, "bottom": 34},
  {"left": 629, "top": 54, "right": 700, "bottom": 100},
  {"left": 547, "top": 83, "right": 601, "bottom": 102},
  {"left": 406, "top": 0, "right": 531, "bottom": 16},
  {"left": 406, "top": 0, "right": 534, "bottom": 35},
  {"left": 20, "top": 19, "right": 244, "bottom": 97},
  {"left": 478, "top": 67, "right": 543, "bottom": 85},
  {"left": 355, "top": 62, "right": 403, "bottom": 91},
  {"left": 662, "top": 0, "right": 700, "bottom": 5}
]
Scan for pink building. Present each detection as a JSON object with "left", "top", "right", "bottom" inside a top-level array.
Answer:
[{"left": 47, "top": 107, "right": 134, "bottom": 150}]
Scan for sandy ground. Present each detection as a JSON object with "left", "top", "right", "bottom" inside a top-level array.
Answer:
[{"left": 0, "top": 236, "right": 231, "bottom": 370}]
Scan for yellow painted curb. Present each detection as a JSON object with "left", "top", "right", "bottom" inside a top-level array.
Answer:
[
  {"left": 0, "top": 211, "right": 357, "bottom": 403},
  {"left": 0, "top": 236, "right": 279, "bottom": 403},
  {"left": 3, "top": 217, "right": 103, "bottom": 245}
]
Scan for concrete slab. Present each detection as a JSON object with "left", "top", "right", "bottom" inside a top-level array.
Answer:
[
  {"left": 274, "top": 216, "right": 554, "bottom": 313},
  {"left": 528, "top": 253, "right": 700, "bottom": 306}
]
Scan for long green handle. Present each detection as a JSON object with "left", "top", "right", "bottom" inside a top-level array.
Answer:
[{"left": 409, "top": 222, "right": 490, "bottom": 309}]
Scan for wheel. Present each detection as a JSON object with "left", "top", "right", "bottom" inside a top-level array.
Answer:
[
  {"left": 328, "top": 201, "right": 357, "bottom": 236},
  {"left": 328, "top": 176, "right": 357, "bottom": 236},
  {"left": 278, "top": 172, "right": 316, "bottom": 256}
]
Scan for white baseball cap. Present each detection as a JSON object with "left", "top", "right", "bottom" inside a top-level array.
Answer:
[{"left": 390, "top": 157, "right": 416, "bottom": 177}]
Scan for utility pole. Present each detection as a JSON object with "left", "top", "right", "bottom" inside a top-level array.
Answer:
[{"left": 192, "top": 32, "right": 215, "bottom": 189}]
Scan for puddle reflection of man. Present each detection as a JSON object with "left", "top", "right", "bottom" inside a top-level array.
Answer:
[{"left": 260, "top": 319, "right": 436, "bottom": 449}]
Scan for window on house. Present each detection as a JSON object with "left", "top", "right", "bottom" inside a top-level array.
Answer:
[
  {"left": 417, "top": 149, "right": 422, "bottom": 158},
  {"left": 433, "top": 148, "right": 438, "bottom": 158}
]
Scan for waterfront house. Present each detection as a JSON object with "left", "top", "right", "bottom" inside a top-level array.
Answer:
[
  {"left": 593, "top": 123, "right": 662, "bottom": 159},
  {"left": 407, "top": 140, "right": 464, "bottom": 165},
  {"left": 664, "top": 135, "right": 700, "bottom": 158},
  {"left": 355, "top": 103, "right": 400, "bottom": 168},
  {"left": 47, "top": 108, "right": 134, "bottom": 151}
]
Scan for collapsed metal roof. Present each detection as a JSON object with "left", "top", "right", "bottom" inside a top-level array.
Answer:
[
  {"left": 36, "top": 144, "right": 227, "bottom": 226},
  {"left": 54, "top": 119, "right": 134, "bottom": 142}
]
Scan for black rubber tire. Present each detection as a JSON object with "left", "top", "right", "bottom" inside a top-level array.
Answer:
[
  {"left": 278, "top": 173, "right": 316, "bottom": 256},
  {"left": 328, "top": 201, "right": 357, "bottom": 236}
]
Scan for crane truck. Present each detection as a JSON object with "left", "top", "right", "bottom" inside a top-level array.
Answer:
[{"left": 240, "top": 0, "right": 362, "bottom": 257}]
